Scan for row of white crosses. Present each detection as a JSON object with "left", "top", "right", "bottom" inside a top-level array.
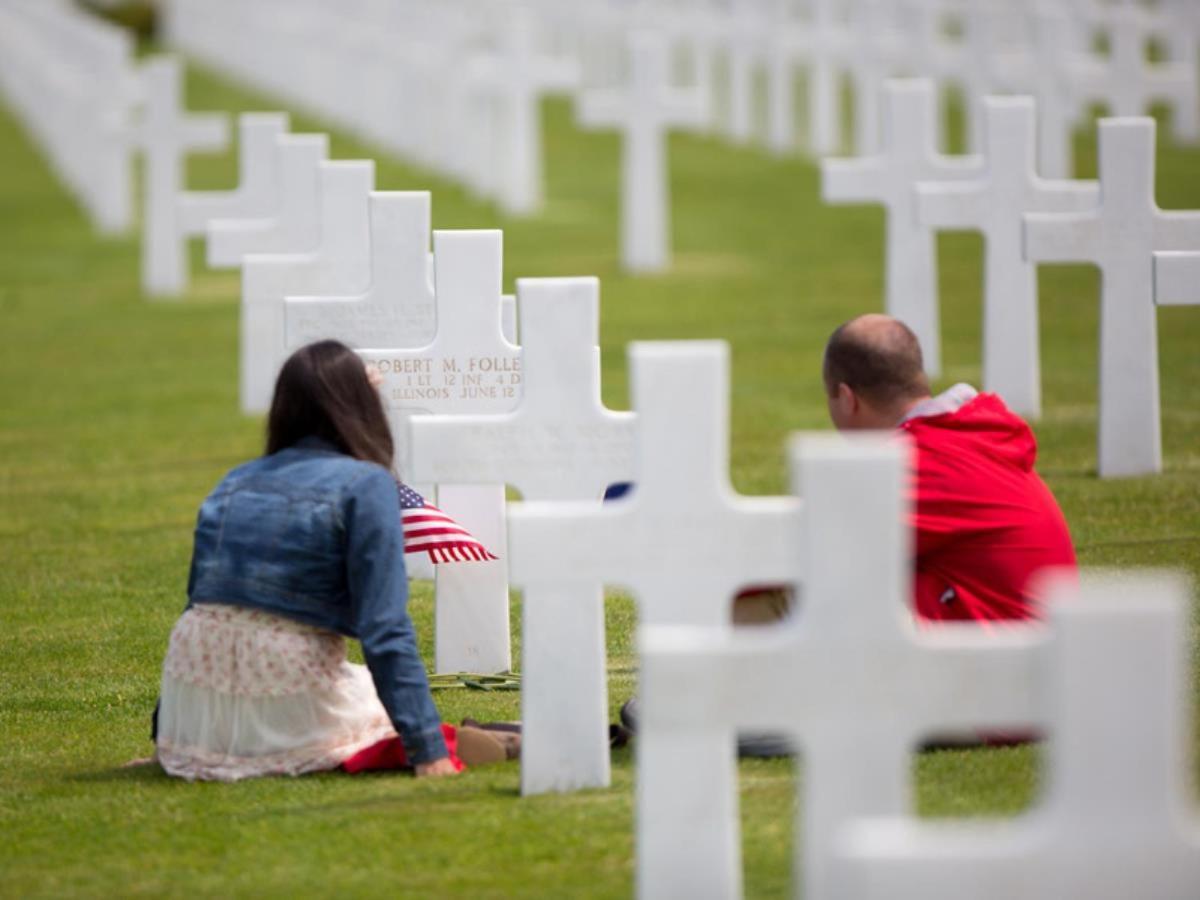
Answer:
[
  {"left": 0, "top": 0, "right": 137, "bottom": 234},
  {"left": 0, "top": 1, "right": 241, "bottom": 264},
  {"left": 821, "top": 78, "right": 1200, "bottom": 477},
  {"left": 161, "top": 0, "right": 579, "bottom": 219},
  {"left": 99, "top": 45, "right": 548, "bottom": 671},
  {"left": 489, "top": 333, "right": 1199, "bottom": 894},
  {"left": 150, "top": 0, "right": 1200, "bottom": 283}
]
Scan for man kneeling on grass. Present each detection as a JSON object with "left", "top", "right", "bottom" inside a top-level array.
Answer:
[
  {"left": 822, "top": 313, "right": 1077, "bottom": 622},
  {"left": 624, "top": 315, "right": 1078, "bottom": 753}
]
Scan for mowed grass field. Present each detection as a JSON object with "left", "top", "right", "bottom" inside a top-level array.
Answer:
[{"left": 2, "top": 54, "right": 1199, "bottom": 898}]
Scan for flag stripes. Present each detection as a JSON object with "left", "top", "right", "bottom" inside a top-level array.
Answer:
[{"left": 398, "top": 483, "right": 498, "bottom": 564}]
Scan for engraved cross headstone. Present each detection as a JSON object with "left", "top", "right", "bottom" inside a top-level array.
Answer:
[
  {"left": 822, "top": 79, "right": 984, "bottom": 377},
  {"left": 509, "top": 340, "right": 803, "bottom": 867},
  {"left": 917, "top": 97, "right": 1099, "bottom": 419},
  {"left": 239, "top": 160, "right": 375, "bottom": 414},
  {"left": 285, "top": 191, "right": 436, "bottom": 350},
  {"left": 410, "top": 277, "right": 635, "bottom": 795},
  {"left": 1024, "top": 118, "right": 1200, "bottom": 477},
  {"left": 360, "top": 230, "right": 521, "bottom": 674},
  {"left": 829, "top": 572, "right": 1200, "bottom": 900},
  {"left": 636, "top": 432, "right": 1046, "bottom": 900},
  {"left": 577, "top": 29, "right": 707, "bottom": 273},
  {"left": 138, "top": 56, "right": 229, "bottom": 297},
  {"left": 206, "top": 133, "right": 329, "bottom": 267}
]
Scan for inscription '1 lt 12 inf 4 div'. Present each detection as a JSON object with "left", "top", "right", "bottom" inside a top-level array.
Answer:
[{"left": 372, "top": 356, "right": 522, "bottom": 402}]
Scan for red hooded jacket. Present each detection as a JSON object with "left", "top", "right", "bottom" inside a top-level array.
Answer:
[{"left": 898, "top": 390, "right": 1077, "bottom": 622}]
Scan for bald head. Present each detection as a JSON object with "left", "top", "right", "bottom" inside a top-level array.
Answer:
[{"left": 823, "top": 314, "right": 931, "bottom": 429}]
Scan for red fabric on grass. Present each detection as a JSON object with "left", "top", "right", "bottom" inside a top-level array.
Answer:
[
  {"left": 901, "top": 392, "right": 1077, "bottom": 622},
  {"left": 341, "top": 723, "right": 465, "bottom": 773}
]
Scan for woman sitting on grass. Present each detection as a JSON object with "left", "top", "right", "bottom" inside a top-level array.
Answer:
[{"left": 155, "top": 340, "right": 508, "bottom": 781}]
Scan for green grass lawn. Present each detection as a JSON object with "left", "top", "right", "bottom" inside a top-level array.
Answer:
[{"left": 2, "top": 57, "right": 1199, "bottom": 898}]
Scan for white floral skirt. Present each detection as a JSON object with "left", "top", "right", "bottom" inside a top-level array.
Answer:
[{"left": 156, "top": 602, "right": 397, "bottom": 782}]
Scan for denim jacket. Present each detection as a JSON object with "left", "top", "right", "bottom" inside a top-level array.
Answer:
[{"left": 186, "top": 436, "right": 447, "bottom": 764}]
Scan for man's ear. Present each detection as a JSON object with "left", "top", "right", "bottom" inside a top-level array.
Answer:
[{"left": 836, "top": 382, "right": 857, "bottom": 413}]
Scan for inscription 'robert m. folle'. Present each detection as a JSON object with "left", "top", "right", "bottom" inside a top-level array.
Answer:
[{"left": 372, "top": 356, "right": 523, "bottom": 401}]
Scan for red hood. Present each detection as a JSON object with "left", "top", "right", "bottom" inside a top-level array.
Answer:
[{"left": 900, "top": 393, "right": 1038, "bottom": 472}]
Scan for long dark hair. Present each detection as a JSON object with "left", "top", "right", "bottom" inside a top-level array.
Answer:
[{"left": 266, "top": 340, "right": 394, "bottom": 469}]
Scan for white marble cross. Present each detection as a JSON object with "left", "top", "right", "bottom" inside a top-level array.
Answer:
[
  {"left": 822, "top": 79, "right": 983, "bottom": 378},
  {"left": 239, "top": 160, "right": 375, "bottom": 414},
  {"left": 361, "top": 230, "right": 521, "bottom": 674},
  {"left": 1155, "top": 251, "right": 1200, "bottom": 307},
  {"left": 206, "top": 133, "right": 329, "bottom": 268},
  {"left": 411, "top": 277, "right": 635, "bottom": 795},
  {"left": 843, "top": 0, "right": 905, "bottom": 156},
  {"left": 180, "top": 112, "right": 288, "bottom": 239},
  {"left": 1066, "top": 7, "right": 1199, "bottom": 145},
  {"left": 1029, "top": 11, "right": 1084, "bottom": 180},
  {"left": 636, "top": 431, "right": 1047, "bottom": 900},
  {"left": 509, "top": 339, "right": 803, "bottom": 869},
  {"left": 138, "top": 56, "right": 229, "bottom": 297},
  {"left": 472, "top": 7, "right": 579, "bottom": 216},
  {"left": 721, "top": 0, "right": 765, "bottom": 146},
  {"left": 1024, "top": 118, "right": 1200, "bottom": 477},
  {"left": 829, "top": 572, "right": 1200, "bottom": 900},
  {"left": 285, "top": 191, "right": 436, "bottom": 351},
  {"left": 784, "top": 0, "right": 850, "bottom": 157},
  {"left": 917, "top": 97, "right": 1099, "bottom": 419},
  {"left": 152, "top": 112, "right": 289, "bottom": 292},
  {"left": 577, "top": 29, "right": 707, "bottom": 273}
]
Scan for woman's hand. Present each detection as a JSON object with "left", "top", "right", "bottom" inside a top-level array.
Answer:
[
  {"left": 414, "top": 757, "right": 460, "bottom": 778},
  {"left": 365, "top": 363, "right": 383, "bottom": 391}
]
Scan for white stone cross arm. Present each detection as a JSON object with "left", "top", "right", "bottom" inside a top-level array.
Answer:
[
  {"left": 1024, "top": 117, "right": 1200, "bottom": 476},
  {"left": 821, "top": 79, "right": 983, "bottom": 377},
  {"left": 359, "top": 228, "right": 519, "bottom": 675},
  {"left": 509, "top": 340, "right": 801, "bottom": 627},
  {"left": 1064, "top": 7, "right": 1199, "bottom": 144},
  {"left": 636, "top": 431, "right": 1048, "bottom": 900},
  {"left": 285, "top": 191, "right": 436, "bottom": 351},
  {"left": 137, "top": 55, "right": 230, "bottom": 296},
  {"left": 207, "top": 132, "right": 329, "bottom": 268},
  {"left": 239, "top": 159, "right": 375, "bottom": 414},
  {"left": 916, "top": 96, "right": 1099, "bottom": 419},
  {"left": 409, "top": 276, "right": 634, "bottom": 501},
  {"left": 480, "top": 5, "right": 580, "bottom": 215},
  {"left": 828, "top": 572, "right": 1200, "bottom": 900},
  {"left": 410, "top": 276, "right": 635, "bottom": 797},
  {"left": 508, "top": 339, "right": 799, "bottom": 806},
  {"left": 180, "top": 111, "right": 289, "bottom": 234},
  {"left": 577, "top": 29, "right": 708, "bottom": 273},
  {"left": 1155, "top": 251, "right": 1200, "bottom": 306}
]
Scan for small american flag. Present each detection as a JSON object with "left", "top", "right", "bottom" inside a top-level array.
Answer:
[{"left": 397, "top": 482, "right": 499, "bottom": 564}]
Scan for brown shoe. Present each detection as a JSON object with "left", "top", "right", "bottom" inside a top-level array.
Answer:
[{"left": 456, "top": 726, "right": 515, "bottom": 766}]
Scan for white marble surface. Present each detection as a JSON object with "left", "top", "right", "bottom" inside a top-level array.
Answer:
[
  {"left": 917, "top": 97, "right": 1098, "bottom": 419},
  {"left": 637, "top": 431, "right": 1046, "bottom": 900},
  {"left": 360, "top": 230, "right": 521, "bottom": 674},
  {"left": 138, "top": 56, "right": 228, "bottom": 297},
  {"left": 823, "top": 79, "right": 983, "bottom": 378},
  {"left": 830, "top": 572, "right": 1200, "bottom": 900},
  {"left": 240, "top": 160, "right": 374, "bottom": 414},
  {"left": 577, "top": 29, "right": 707, "bottom": 273},
  {"left": 412, "top": 276, "right": 635, "bottom": 795},
  {"left": 207, "top": 133, "right": 329, "bottom": 268},
  {"left": 1024, "top": 118, "right": 1200, "bottom": 477}
]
